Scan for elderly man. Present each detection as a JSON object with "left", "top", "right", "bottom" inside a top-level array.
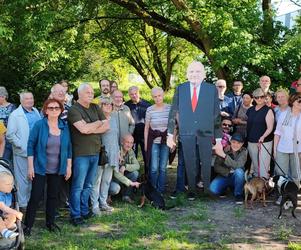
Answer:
[
  {"left": 109, "top": 134, "right": 140, "bottom": 203},
  {"left": 167, "top": 61, "right": 222, "bottom": 200},
  {"left": 93, "top": 79, "right": 111, "bottom": 104},
  {"left": 125, "top": 86, "right": 151, "bottom": 166},
  {"left": 112, "top": 90, "right": 135, "bottom": 144},
  {"left": 216, "top": 79, "right": 232, "bottom": 118},
  {"left": 49, "top": 83, "right": 69, "bottom": 121},
  {"left": 67, "top": 83, "right": 109, "bottom": 226},
  {"left": 6, "top": 92, "right": 41, "bottom": 210}
]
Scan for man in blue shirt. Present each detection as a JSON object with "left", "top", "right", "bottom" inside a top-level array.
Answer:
[{"left": 6, "top": 92, "right": 41, "bottom": 209}]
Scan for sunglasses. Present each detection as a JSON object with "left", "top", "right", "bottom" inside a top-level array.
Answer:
[
  {"left": 47, "top": 106, "right": 61, "bottom": 111},
  {"left": 217, "top": 86, "right": 226, "bottom": 88},
  {"left": 222, "top": 123, "right": 232, "bottom": 127},
  {"left": 254, "top": 96, "right": 265, "bottom": 100}
]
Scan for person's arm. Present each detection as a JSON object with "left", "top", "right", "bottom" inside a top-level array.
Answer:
[
  {"left": 92, "top": 119, "right": 110, "bottom": 134},
  {"left": 259, "top": 109, "right": 275, "bottom": 143},
  {"left": 273, "top": 134, "right": 280, "bottom": 157},
  {"left": 72, "top": 119, "right": 103, "bottom": 134},
  {"left": 6, "top": 114, "right": 22, "bottom": 148},
  {"left": 113, "top": 167, "right": 139, "bottom": 187},
  {"left": 0, "top": 202, "right": 22, "bottom": 220},
  {"left": 125, "top": 150, "right": 140, "bottom": 172},
  {"left": 214, "top": 87, "right": 223, "bottom": 139},
  {"left": 167, "top": 86, "right": 179, "bottom": 135},
  {"left": 144, "top": 120, "right": 150, "bottom": 152},
  {"left": 65, "top": 158, "right": 72, "bottom": 180},
  {"left": 224, "top": 149, "right": 247, "bottom": 169},
  {"left": 127, "top": 108, "right": 135, "bottom": 134}
]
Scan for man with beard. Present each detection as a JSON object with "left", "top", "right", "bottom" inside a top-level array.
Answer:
[{"left": 93, "top": 79, "right": 111, "bottom": 105}]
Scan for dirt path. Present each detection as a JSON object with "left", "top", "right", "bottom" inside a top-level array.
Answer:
[{"left": 166, "top": 166, "right": 301, "bottom": 250}]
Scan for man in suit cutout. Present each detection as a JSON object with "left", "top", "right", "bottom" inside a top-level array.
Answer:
[{"left": 167, "top": 61, "right": 222, "bottom": 200}]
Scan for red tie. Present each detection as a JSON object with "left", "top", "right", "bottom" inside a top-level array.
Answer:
[{"left": 192, "top": 86, "right": 198, "bottom": 112}]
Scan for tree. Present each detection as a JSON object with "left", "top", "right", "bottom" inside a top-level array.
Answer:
[{"left": 107, "top": 0, "right": 301, "bottom": 88}]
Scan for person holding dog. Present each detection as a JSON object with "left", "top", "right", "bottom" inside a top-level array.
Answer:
[
  {"left": 210, "top": 133, "right": 247, "bottom": 204},
  {"left": 274, "top": 93, "right": 301, "bottom": 196},
  {"left": 246, "top": 88, "right": 275, "bottom": 179},
  {"left": 167, "top": 61, "right": 222, "bottom": 200}
]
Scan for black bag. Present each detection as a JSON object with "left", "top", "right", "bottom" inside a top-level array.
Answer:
[{"left": 98, "top": 146, "right": 108, "bottom": 166}]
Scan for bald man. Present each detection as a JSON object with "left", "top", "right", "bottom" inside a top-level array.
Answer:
[{"left": 167, "top": 61, "right": 222, "bottom": 200}]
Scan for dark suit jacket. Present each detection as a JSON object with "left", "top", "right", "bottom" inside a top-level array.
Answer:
[{"left": 168, "top": 81, "right": 222, "bottom": 138}]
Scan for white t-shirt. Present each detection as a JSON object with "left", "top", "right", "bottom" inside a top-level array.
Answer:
[{"left": 274, "top": 110, "right": 301, "bottom": 153}]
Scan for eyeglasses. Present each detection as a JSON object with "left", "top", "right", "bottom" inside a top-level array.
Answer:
[
  {"left": 222, "top": 123, "right": 232, "bottom": 127},
  {"left": 297, "top": 99, "right": 301, "bottom": 104},
  {"left": 47, "top": 106, "right": 61, "bottom": 111},
  {"left": 217, "top": 86, "right": 226, "bottom": 88},
  {"left": 254, "top": 96, "right": 265, "bottom": 100},
  {"left": 297, "top": 84, "right": 301, "bottom": 87}
]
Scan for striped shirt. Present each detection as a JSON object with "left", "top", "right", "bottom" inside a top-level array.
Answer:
[{"left": 146, "top": 104, "right": 170, "bottom": 143}]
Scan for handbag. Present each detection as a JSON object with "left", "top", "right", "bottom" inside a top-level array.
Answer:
[{"left": 98, "top": 145, "right": 108, "bottom": 166}]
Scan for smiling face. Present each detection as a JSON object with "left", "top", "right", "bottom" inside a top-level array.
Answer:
[
  {"left": 100, "top": 80, "right": 110, "bottom": 95},
  {"left": 230, "top": 140, "right": 243, "bottom": 152},
  {"left": 21, "top": 92, "right": 34, "bottom": 110},
  {"left": 112, "top": 90, "right": 124, "bottom": 107},
  {"left": 186, "top": 62, "right": 206, "bottom": 85},
  {"left": 151, "top": 88, "right": 164, "bottom": 105},
  {"left": 122, "top": 134, "right": 134, "bottom": 152},
  {"left": 260, "top": 76, "right": 271, "bottom": 90},
  {"left": 52, "top": 84, "right": 66, "bottom": 103},
  {"left": 78, "top": 85, "right": 94, "bottom": 104}
]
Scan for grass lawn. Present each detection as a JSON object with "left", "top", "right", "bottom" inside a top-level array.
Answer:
[{"left": 25, "top": 194, "right": 222, "bottom": 250}]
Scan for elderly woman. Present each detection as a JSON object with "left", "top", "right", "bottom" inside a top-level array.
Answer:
[
  {"left": 91, "top": 97, "right": 119, "bottom": 214},
  {"left": 274, "top": 93, "right": 301, "bottom": 182},
  {"left": 0, "top": 87, "right": 16, "bottom": 160},
  {"left": 23, "top": 99, "right": 72, "bottom": 235},
  {"left": 274, "top": 89, "right": 289, "bottom": 122},
  {"left": 246, "top": 88, "right": 275, "bottom": 178},
  {"left": 144, "top": 87, "right": 171, "bottom": 193},
  {"left": 232, "top": 92, "right": 253, "bottom": 138}
]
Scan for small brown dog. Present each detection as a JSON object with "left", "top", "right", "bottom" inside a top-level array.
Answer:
[{"left": 244, "top": 173, "right": 269, "bottom": 208}]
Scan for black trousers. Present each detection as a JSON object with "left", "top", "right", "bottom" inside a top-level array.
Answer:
[
  {"left": 180, "top": 136, "right": 212, "bottom": 191},
  {"left": 25, "top": 174, "right": 61, "bottom": 228},
  {"left": 133, "top": 134, "right": 147, "bottom": 172}
]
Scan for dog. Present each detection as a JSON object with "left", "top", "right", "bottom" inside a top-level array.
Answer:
[
  {"left": 138, "top": 181, "right": 166, "bottom": 210},
  {"left": 244, "top": 172, "right": 269, "bottom": 208},
  {"left": 269, "top": 175, "right": 299, "bottom": 219}
]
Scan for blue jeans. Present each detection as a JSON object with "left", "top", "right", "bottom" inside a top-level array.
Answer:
[
  {"left": 175, "top": 142, "right": 185, "bottom": 192},
  {"left": 149, "top": 143, "right": 169, "bottom": 193},
  {"left": 70, "top": 155, "right": 99, "bottom": 219},
  {"left": 209, "top": 168, "right": 244, "bottom": 198}
]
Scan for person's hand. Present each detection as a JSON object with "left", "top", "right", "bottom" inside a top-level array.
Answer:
[
  {"left": 167, "top": 135, "right": 176, "bottom": 149},
  {"left": 65, "top": 166, "right": 72, "bottom": 181},
  {"left": 15, "top": 211, "right": 23, "bottom": 221},
  {"left": 221, "top": 111, "right": 230, "bottom": 117},
  {"left": 213, "top": 141, "right": 224, "bottom": 156},
  {"left": 102, "top": 119, "right": 110, "bottom": 131},
  {"left": 119, "top": 166, "right": 126, "bottom": 175},
  {"left": 28, "top": 166, "right": 35, "bottom": 181},
  {"left": 130, "top": 181, "right": 140, "bottom": 188},
  {"left": 258, "top": 136, "right": 265, "bottom": 144}
]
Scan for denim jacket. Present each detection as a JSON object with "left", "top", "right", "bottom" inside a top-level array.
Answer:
[{"left": 27, "top": 118, "right": 72, "bottom": 176}]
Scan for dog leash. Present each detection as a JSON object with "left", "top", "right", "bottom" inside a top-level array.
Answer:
[{"left": 260, "top": 143, "right": 294, "bottom": 181}]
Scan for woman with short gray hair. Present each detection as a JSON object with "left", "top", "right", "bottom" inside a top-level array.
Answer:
[{"left": 0, "top": 87, "right": 16, "bottom": 160}]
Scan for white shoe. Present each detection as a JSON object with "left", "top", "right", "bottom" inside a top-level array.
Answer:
[
  {"left": 92, "top": 207, "right": 102, "bottom": 216},
  {"left": 275, "top": 196, "right": 282, "bottom": 205},
  {"left": 100, "top": 204, "right": 114, "bottom": 212}
]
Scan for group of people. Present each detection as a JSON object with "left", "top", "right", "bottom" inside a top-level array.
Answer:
[{"left": 0, "top": 61, "right": 301, "bottom": 239}]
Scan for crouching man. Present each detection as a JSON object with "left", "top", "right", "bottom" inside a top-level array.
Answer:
[
  {"left": 110, "top": 134, "right": 140, "bottom": 203},
  {"left": 209, "top": 133, "right": 247, "bottom": 204}
]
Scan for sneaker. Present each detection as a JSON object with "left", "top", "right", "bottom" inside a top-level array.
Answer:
[
  {"left": 1, "top": 229, "right": 19, "bottom": 239},
  {"left": 82, "top": 211, "right": 95, "bottom": 220},
  {"left": 70, "top": 217, "right": 84, "bottom": 226},
  {"left": 235, "top": 196, "right": 244, "bottom": 205},
  {"left": 170, "top": 191, "right": 179, "bottom": 200},
  {"left": 100, "top": 204, "right": 114, "bottom": 212},
  {"left": 122, "top": 196, "right": 134, "bottom": 204},
  {"left": 187, "top": 192, "right": 196, "bottom": 201},
  {"left": 197, "top": 181, "right": 204, "bottom": 189},
  {"left": 275, "top": 196, "right": 282, "bottom": 205},
  {"left": 92, "top": 207, "right": 102, "bottom": 216}
]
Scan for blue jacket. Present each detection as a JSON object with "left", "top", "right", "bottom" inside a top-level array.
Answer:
[{"left": 27, "top": 118, "right": 72, "bottom": 176}]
